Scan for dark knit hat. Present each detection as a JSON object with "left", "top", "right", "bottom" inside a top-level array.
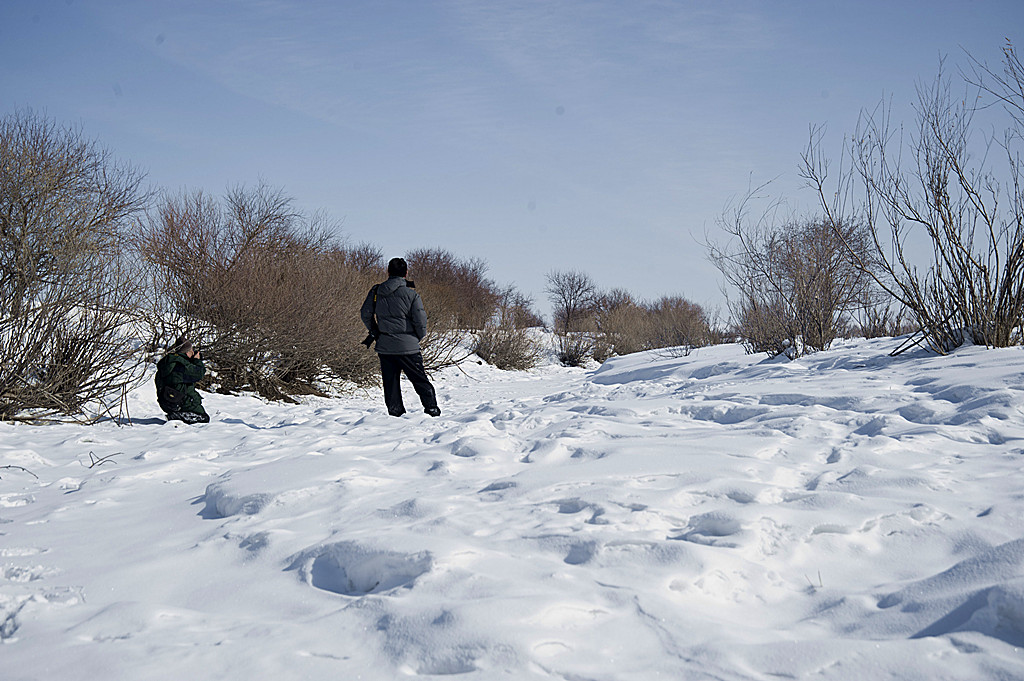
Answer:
[{"left": 388, "top": 257, "right": 408, "bottom": 277}]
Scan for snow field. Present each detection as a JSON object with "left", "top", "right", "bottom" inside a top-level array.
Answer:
[{"left": 2, "top": 338, "right": 1024, "bottom": 679}]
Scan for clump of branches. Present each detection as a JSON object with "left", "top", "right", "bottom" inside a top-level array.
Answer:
[
  {"left": 473, "top": 287, "right": 544, "bottom": 370},
  {"left": 802, "top": 44, "right": 1024, "bottom": 354},
  {"left": 405, "top": 248, "right": 501, "bottom": 371},
  {"left": 707, "top": 188, "right": 877, "bottom": 358},
  {"left": 0, "top": 110, "right": 151, "bottom": 422},
  {"left": 138, "top": 184, "right": 382, "bottom": 400}
]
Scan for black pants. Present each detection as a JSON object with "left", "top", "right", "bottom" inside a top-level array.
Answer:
[
  {"left": 379, "top": 353, "right": 437, "bottom": 416},
  {"left": 166, "top": 410, "right": 210, "bottom": 424}
]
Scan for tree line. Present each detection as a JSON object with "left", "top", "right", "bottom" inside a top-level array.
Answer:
[
  {"left": 0, "top": 109, "right": 711, "bottom": 422},
  {"left": 3, "top": 44, "right": 1022, "bottom": 422}
]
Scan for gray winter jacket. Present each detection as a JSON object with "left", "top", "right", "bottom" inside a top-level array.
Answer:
[{"left": 360, "top": 276, "right": 428, "bottom": 355}]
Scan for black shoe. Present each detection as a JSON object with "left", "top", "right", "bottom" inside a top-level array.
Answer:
[
  {"left": 388, "top": 409, "right": 406, "bottom": 417},
  {"left": 425, "top": 406, "right": 441, "bottom": 417}
]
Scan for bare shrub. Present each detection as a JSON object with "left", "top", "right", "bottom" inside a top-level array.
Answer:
[
  {"left": 473, "top": 288, "right": 544, "bottom": 370},
  {"left": 733, "top": 296, "right": 793, "bottom": 357},
  {"left": 403, "top": 248, "right": 500, "bottom": 371},
  {"left": 802, "top": 45, "right": 1024, "bottom": 354},
  {"left": 139, "top": 184, "right": 382, "bottom": 400},
  {"left": 592, "top": 289, "right": 651, "bottom": 360},
  {"left": 0, "top": 110, "right": 151, "bottom": 422},
  {"left": 552, "top": 333, "right": 592, "bottom": 367},
  {"left": 322, "top": 243, "right": 387, "bottom": 384},
  {"left": 848, "top": 293, "right": 913, "bottom": 339},
  {"left": 648, "top": 296, "right": 713, "bottom": 355},
  {"left": 545, "top": 272, "right": 712, "bottom": 363},
  {"left": 593, "top": 292, "right": 712, "bottom": 358},
  {"left": 405, "top": 248, "right": 500, "bottom": 330},
  {"left": 707, "top": 190, "right": 877, "bottom": 358}
]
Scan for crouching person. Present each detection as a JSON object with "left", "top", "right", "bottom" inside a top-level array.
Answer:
[{"left": 155, "top": 337, "right": 211, "bottom": 424}]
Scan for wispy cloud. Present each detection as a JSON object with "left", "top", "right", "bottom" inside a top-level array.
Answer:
[
  {"left": 443, "top": 0, "right": 781, "bottom": 90},
  {"left": 84, "top": 0, "right": 784, "bottom": 150}
]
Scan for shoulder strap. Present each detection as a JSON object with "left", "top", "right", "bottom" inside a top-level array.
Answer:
[{"left": 371, "top": 284, "right": 381, "bottom": 322}]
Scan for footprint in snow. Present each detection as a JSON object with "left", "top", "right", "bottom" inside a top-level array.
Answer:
[
  {"left": 670, "top": 511, "right": 744, "bottom": 547},
  {"left": 200, "top": 481, "right": 275, "bottom": 519},
  {"left": 533, "top": 535, "right": 602, "bottom": 566},
  {"left": 564, "top": 540, "right": 600, "bottom": 565},
  {"left": 478, "top": 481, "right": 517, "bottom": 500},
  {"left": 286, "top": 541, "right": 433, "bottom": 596},
  {"left": 3, "top": 564, "right": 59, "bottom": 582},
  {"left": 0, "top": 493, "right": 34, "bottom": 508},
  {"left": 552, "top": 498, "right": 607, "bottom": 525}
]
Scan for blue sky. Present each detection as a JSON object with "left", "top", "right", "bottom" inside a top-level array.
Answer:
[{"left": 2, "top": 1, "right": 1021, "bottom": 316}]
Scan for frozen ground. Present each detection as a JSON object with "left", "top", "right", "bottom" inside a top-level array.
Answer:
[{"left": 3, "top": 338, "right": 1024, "bottom": 680}]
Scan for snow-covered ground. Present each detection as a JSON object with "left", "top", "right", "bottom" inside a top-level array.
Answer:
[{"left": 3, "top": 338, "right": 1024, "bottom": 680}]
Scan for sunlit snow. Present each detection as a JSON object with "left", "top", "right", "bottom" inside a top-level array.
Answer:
[{"left": 3, "top": 337, "right": 1024, "bottom": 679}]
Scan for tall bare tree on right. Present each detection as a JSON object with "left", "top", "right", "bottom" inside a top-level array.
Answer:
[{"left": 802, "top": 43, "right": 1024, "bottom": 354}]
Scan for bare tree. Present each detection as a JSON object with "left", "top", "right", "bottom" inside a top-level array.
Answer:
[
  {"left": 707, "top": 186, "right": 876, "bottom": 358},
  {"left": 802, "top": 45, "right": 1024, "bottom": 353},
  {"left": 546, "top": 269, "right": 597, "bottom": 333},
  {"left": 0, "top": 110, "right": 151, "bottom": 422},
  {"left": 545, "top": 269, "right": 598, "bottom": 365}
]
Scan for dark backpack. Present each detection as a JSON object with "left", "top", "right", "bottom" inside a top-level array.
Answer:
[{"left": 159, "top": 384, "right": 185, "bottom": 410}]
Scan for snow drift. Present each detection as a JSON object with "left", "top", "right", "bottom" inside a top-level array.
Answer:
[{"left": 3, "top": 338, "right": 1024, "bottom": 679}]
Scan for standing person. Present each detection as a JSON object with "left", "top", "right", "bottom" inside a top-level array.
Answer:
[
  {"left": 155, "top": 337, "right": 211, "bottom": 424},
  {"left": 361, "top": 258, "right": 441, "bottom": 417}
]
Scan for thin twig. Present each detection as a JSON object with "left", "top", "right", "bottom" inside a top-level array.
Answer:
[
  {"left": 0, "top": 464, "right": 39, "bottom": 479},
  {"left": 81, "top": 450, "right": 120, "bottom": 468}
]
